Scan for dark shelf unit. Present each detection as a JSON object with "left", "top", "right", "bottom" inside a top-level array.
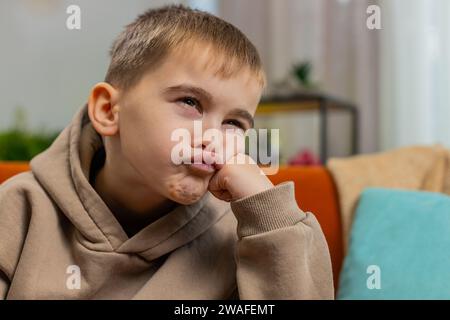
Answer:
[{"left": 257, "top": 92, "right": 359, "bottom": 164}]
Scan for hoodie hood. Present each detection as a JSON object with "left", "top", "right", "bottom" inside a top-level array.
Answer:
[{"left": 30, "top": 104, "right": 229, "bottom": 261}]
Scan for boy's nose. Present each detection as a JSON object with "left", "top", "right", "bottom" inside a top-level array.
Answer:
[{"left": 192, "top": 137, "right": 212, "bottom": 150}]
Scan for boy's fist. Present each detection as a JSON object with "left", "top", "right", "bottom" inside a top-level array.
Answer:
[{"left": 208, "top": 153, "right": 274, "bottom": 202}]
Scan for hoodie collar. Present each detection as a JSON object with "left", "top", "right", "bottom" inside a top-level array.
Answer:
[{"left": 31, "top": 104, "right": 227, "bottom": 260}]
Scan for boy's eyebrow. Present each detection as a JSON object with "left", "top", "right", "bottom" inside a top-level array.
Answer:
[
  {"left": 163, "top": 84, "right": 213, "bottom": 104},
  {"left": 163, "top": 84, "right": 254, "bottom": 128}
]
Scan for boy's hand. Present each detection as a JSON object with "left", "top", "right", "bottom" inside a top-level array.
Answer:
[{"left": 208, "top": 153, "right": 274, "bottom": 202}]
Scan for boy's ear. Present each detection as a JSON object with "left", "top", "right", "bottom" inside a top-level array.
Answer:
[{"left": 87, "top": 82, "right": 120, "bottom": 137}]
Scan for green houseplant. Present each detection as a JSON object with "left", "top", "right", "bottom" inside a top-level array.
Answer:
[{"left": 0, "top": 108, "right": 60, "bottom": 161}]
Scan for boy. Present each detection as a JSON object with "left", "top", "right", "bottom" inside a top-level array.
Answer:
[{"left": 0, "top": 5, "right": 333, "bottom": 299}]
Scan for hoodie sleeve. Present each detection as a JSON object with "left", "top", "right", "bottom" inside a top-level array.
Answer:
[{"left": 229, "top": 181, "right": 334, "bottom": 300}]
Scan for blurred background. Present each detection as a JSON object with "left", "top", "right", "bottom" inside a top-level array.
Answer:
[{"left": 1, "top": 0, "right": 449, "bottom": 164}]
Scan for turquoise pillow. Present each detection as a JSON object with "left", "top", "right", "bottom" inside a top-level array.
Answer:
[{"left": 338, "top": 188, "right": 450, "bottom": 299}]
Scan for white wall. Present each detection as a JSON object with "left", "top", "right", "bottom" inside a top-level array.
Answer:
[{"left": 0, "top": 0, "right": 185, "bottom": 131}]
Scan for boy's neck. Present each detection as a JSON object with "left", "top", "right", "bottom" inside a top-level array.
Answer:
[{"left": 91, "top": 154, "right": 177, "bottom": 237}]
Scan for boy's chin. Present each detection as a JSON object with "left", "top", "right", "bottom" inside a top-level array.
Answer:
[{"left": 166, "top": 176, "right": 209, "bottom": 205}]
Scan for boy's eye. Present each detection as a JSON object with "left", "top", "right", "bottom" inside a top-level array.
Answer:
[
  {"left": 224, "top": 119, "right": 245, "bottom": 130},
  {"left": 179, "top": 97, "right": 202, "bottom": 112}
]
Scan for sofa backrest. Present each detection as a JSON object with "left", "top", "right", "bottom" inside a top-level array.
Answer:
[
  {"left": 0, "top": 162, "right": 30, "bottom": 185},
  {"left": 0, "top": 162, "right": 344, "bottom": 287}
]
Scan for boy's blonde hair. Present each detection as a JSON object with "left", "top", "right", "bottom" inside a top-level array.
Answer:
[{"left": 105, "top": 4, "right": 266, "bottom": 90}]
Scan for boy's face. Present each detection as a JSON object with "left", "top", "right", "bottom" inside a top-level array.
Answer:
[{"left": 114, "top": 43, "right": 263, "bottom": 205}]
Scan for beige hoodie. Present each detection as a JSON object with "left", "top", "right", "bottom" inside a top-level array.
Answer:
[{"left": 0, "top": 105, "right": 334, "bottom": 300}]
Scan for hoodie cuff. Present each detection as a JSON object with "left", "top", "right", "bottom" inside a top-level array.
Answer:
[{"left": 230, "top": 181, "right": 305, "bottom": 238}]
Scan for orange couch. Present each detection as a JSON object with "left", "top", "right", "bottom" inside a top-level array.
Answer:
[{"left": 0, "top": 162, "right": 344, "bottom": 286}]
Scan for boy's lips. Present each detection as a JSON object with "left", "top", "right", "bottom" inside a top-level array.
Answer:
[
  {"left": 187, "top": 151, "right": 218, "bottom": 174},
  {"left": 182, "top": 149, "right": 223, "bottom": 175},
  {"left": 187, "top": 162, "right": 216, "bottom": 174}
]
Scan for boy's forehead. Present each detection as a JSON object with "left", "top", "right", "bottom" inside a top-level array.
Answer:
[
  {"left": 148, "top": 44, "right": 262, "bottom": 93},
  {"left": 163, "top": 41, "right": 260, "bottom": 87}
]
